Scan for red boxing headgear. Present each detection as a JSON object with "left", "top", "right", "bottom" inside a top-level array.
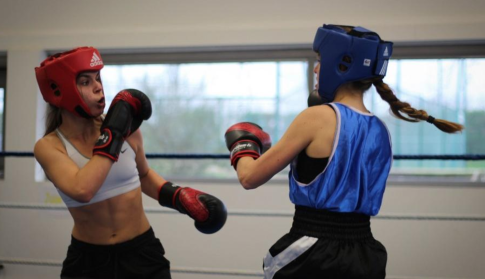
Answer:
[{"left": 35, "top": 47, "right": 104, "bottom": 118}]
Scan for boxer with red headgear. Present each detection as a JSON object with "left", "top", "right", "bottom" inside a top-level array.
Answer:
[{"left": 34, "top": 47, "right": 226, "bottom": 279}]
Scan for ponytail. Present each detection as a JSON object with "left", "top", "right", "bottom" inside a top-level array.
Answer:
[
  {"left": 44, "top": 104, "right": 62, "bottom": 136},
  {"left": 372, "top": 79, "right": 464, "bottom": 134}
]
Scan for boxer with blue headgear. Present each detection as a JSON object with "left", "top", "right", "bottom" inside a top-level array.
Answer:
[{"left": 224, "top": 24, "right": 464, "bottom": 279}]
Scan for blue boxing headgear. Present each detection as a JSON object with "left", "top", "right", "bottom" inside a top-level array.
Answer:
[{"left": 313, "top": 24, "right": 393, "bottom": 103}]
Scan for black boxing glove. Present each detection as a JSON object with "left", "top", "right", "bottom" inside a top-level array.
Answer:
[
  {"left": 124, "top": 89, "right": 152, "bottom": 134},
  {"left": 93, "top": 89, "right": 150, "bottom": 161},
  {"left": 224, "top": 122, "right": 272, "bottom": 169},
  {"left": 308, "top": 89, "right": 325, "bottom": 107},
  {"left": 158, "top": 182, "right": 227, "bottom": 234}
]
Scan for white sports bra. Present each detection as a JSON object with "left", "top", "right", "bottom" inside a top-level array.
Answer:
[{"left": 55, "top": 129, "right": 140, "bottom": 208}]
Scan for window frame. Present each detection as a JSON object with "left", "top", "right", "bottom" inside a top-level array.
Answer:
[{"left": 0, "top": 52, "right": 7, "bottom": 179}]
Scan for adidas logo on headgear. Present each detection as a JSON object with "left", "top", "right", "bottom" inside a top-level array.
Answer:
[
  {"left": 383, "top": 47, "right": 389, "bottom": 57},
  {"left": 90, "top": 52, "right": 104, "bottom": 67}
]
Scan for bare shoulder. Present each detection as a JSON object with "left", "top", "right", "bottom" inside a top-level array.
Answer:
[
  {"left": 304, "top": 104, "right": 336, "bottom": 117},
  {"left": 280, "top": 105, "right": 337, "bottom": 146},
  {"left": 34, "top": 132, "right": 70, "bottom": 171},
  {"left": 34, "top": 133, "right": 64, "bottom": 159},
  {"left": 294, "top": 105, "right": 337, "bottom": 127}
]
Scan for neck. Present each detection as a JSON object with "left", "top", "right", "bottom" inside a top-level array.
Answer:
[
  {"left": 59, "top": 110, "right": 100, "bottom": 142},
  {"left": 333, "top": 89, "right": 368, "bottom": 112}
]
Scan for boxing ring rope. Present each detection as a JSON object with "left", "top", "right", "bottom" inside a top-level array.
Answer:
[
  {"left": 0, "top": 202, "right": 484, "bottom": 222},
  {"left": 1, "top": 152, "right": 484, "bottom": 276},
  {"left": 1, "top": 151, "right": 485, "bottom": 160}
]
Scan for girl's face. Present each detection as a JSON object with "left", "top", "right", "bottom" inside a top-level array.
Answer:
[
  {"left": 313, "top": 54, "right": 321, "bottom": 90},
  {"left": 76, "top": 71, "right": 105, "bottom": 116}
]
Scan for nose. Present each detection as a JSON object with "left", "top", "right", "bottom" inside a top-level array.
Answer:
[
  {"left": 313, "top": 63, "right": 320, "bottom": 74},
  {"left": 94, "top": 79, "right": 103, "bottom": 93}
]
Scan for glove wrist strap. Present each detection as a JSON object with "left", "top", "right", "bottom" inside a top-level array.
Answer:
[
  {"left": 230, "top": 140, "right": 261, "bottom": 158},
  {"left": 230, "top": 140, "right": 261, "bottom": 167},
  {"left": 158, "top": 181, "right": 185, "bottom": 213},
  {"left": 92, "top": 129, "right": 124, "bottom": 161}
]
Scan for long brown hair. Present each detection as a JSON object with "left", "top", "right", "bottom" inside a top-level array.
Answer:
[
  {"left": 44, "top": 104, "right": 62, "bottom": 136},
  {"left": 345, "top": 79, "right": 464, "bottom": 133}
]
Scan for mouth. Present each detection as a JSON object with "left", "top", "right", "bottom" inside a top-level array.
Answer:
[{"left": 97, "top": 97, "right": 105, "bottom": 107}]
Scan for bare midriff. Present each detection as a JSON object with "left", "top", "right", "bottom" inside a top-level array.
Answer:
[{"left": 69, "top": 187, "right": 151, "bottom": 245}]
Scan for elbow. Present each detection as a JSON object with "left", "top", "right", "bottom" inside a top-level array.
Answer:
[
  {"left": 236, "top": 158, "right": 264, "bottom": 190},
  {"left": 74, "top": 189, "right": 95, "bottom": 203},
  {"left": 238, "top": 173, "right": 259, "bottom": 190},
  {"left": 241, "top": 182, "right": 256, "bottom": 190}
]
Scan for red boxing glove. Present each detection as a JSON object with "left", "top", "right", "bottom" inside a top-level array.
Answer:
[
  {"left": 93, "top": 89, "right": 151, "bottom": 161},
  {"left": 158, "top": 182, "right": 227, "bottom": 234},
  {"left": 224, "top": 122, "right": 272, "bottom": 168}
]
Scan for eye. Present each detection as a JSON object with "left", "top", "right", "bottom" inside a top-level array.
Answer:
[{"left": 78, "top": 79, "right": 89, "bottom": 86}]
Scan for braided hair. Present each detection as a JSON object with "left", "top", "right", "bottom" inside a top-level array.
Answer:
[
  {"left": 340, "top": 78, "right": 464, "bottom": 133},
  {"left": 372, "top": 79, "right": 464, "bottom": 133}
]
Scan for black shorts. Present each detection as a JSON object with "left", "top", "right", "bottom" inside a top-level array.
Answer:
[
  {"left": 60, "top": 227, "right": 171, "bottom": 279},
  {"left": 263, "top": 206, "right": 387, "bottom": 279}
]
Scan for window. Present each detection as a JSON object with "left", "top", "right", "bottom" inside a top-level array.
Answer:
[
  {"left": 365, "top": 58, "right": 485, "bottom": 184},
  {"left": 45, "top": 44, "right": 485, "bottom": 184},
  {"left": 101, "top": 60, "right": 309, "bottom": 179}
]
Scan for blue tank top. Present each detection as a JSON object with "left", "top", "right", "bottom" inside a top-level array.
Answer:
[
  {"left": 55, "top": 129, "right": 140, "bottom": 208},
  {"left": 288, "top": 103, "right": 392, "bottom": 216}
]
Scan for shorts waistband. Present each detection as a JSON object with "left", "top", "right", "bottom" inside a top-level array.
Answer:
[
  {"left": 290, "top": 206, "right": 373, "bottom": 240},
  {"left": 70, "top": 227, "right": 155, "bottom": 252}
]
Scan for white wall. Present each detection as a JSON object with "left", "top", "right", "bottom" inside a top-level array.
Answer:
[{"left": 1, "top": 1, "right": 485, "bottom": 278}]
